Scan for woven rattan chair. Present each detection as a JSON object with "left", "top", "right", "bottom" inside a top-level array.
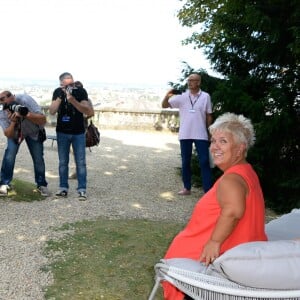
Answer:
[
  {"left": 148, "top": 259, "right": 300, "bottom": 300},
  {"left": 149, "top": 210, "right": 300, "bottom": 300}
]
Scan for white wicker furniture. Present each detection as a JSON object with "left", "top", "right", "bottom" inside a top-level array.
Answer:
[
  {"left": 148, "top": 209, "right": 300, "bottom": 300},
  {"left": 148, "top": 259, "right": 300, "bottom": 300}
]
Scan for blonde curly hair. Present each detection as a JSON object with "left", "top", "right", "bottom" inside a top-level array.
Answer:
[{"left": 209, "top": 112, "right": 255, "bottom": 151}]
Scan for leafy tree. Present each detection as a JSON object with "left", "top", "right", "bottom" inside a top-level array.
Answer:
[
  {"left": 168, "top": 62, "right": 222, "bottom": 94},
  {"left": 175, "top": 0, "right": 300, "bottom": 213}
]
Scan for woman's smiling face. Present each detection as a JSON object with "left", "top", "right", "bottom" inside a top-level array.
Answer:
[{"left": 210, "top": 130, "right": 245, "bottom": 171}]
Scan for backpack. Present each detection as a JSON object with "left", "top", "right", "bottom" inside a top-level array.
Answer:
[{"left": 85, "top": 120, "right": 100, "bottom": 150}]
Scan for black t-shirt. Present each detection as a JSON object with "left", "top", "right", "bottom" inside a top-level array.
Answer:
[{"left": 52, "top": 86, "right": 88, "bottom": 134}]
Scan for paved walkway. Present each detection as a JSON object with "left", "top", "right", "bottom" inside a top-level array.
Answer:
[{"left": 0, "top": 128, "right": 203, "bottom": 299}]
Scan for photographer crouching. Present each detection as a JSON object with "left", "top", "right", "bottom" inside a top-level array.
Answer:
[{"left": 0, "top": 91, "right": 50, "bottom": 197}]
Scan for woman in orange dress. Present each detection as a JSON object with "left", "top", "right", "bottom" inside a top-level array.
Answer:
[{"left": 163, "top": 113, "right": 267, "bottom": 300}]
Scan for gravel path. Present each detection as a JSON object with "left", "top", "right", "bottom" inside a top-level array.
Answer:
[{"left": 0, "top": 128, "right": 203, "bottom": 300}]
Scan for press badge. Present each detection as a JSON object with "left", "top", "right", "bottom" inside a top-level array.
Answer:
[
  {"left": 62, "top": 115, "right": 71, "bottom": 122},
  {"left": 189, "top": 109, "right": 196, "bottom": 113}
]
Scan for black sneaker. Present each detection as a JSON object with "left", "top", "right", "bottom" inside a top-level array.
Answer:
[
  {"left": 37, "top": 186, "right": 50, "bottom": 197},
  {"left": 78, "top": 191, "right": 87, "bottom": 201},
  {"left": 55, "top": 190, "right": 68, "bottom": 197}
]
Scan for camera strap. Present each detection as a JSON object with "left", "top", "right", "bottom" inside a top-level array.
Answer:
[{"left": 15, "top": 119, "right": 24, "bottom": 144}]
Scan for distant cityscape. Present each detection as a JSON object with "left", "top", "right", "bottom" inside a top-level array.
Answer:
[{"left": 0, "top": 78, "right": 170, "bottom": 111}]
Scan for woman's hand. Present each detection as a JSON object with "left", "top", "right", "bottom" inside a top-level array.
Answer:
[{"left": 200, "top": 239, "right": 221, "bottom": 266}]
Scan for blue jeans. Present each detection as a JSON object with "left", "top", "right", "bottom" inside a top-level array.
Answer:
[
  {"left": 57, "top": 132, "right": 86, "bottom": 192},
  {"left": 180, "top": 139, "right": 212, "bottom": 193},
  {"left": 0, "top": 137, "right": 47, "bottom": 187}
]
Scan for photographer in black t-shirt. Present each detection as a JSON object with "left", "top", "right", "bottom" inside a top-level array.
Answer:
[{"left": 49, "top": 72, "right": 93, "bottom": 201}]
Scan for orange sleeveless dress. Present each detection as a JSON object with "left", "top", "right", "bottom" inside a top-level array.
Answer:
[{"left": 163, "top": 163, "right": 267, "bottom": 300}]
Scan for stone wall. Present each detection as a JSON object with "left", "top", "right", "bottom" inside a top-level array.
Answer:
[{"left": 42, "top": 106, "right": 179, "bottom": 132}]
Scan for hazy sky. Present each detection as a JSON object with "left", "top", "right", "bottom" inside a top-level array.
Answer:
[{"left": 1, "top": 0, "right": 214, "bottom": 87}]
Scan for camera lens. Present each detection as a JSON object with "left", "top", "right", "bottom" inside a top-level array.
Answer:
[{"left": 172, "top": 89, "right": 182, "bottom": 95}]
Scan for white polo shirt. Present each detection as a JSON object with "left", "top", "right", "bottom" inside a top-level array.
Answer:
[{"left": 169, "top": 90, "right": 212, "bottom": 140}]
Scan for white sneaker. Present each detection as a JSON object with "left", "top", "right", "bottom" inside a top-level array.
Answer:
[
  {"left": 37, "top": 186, "right": 51, "bottom": 197},
  {"left": 0, "top": 185, "right": 9, "bottom": 196}
]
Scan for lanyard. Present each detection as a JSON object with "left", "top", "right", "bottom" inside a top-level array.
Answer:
[{"left": 189, "top": 91, "right": 201, "bottom": 110}]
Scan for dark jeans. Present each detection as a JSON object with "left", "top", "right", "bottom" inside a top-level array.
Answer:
[
  {"left": 180, "top": 139, "right": 212, "bottom": 192},
  {"left": 0, "top": 137, "right": 47, "bottom": 187}
]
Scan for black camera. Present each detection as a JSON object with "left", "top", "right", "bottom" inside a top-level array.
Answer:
[
  {"left": 171, "top": 89, "right": 182, "bottom": 95},
  {"left": 65, "top": 84, "right": 79, "bottom": 97},
  {"left": 0, "top": 103, "right": 29, "bottom": 116}
]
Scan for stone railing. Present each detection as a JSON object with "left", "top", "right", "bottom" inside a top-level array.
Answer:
[{"left": 41, "top": 106, "right": 179, "bottom": 132}]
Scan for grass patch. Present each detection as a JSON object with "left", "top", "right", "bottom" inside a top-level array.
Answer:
[
  {"left": 43, "top": 218, "right": 184, "bottom": 300},
  {"left": 3, "top": 178, "right": 44, "bottom": 202}
]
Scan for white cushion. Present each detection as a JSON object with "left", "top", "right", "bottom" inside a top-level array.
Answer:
[
  {"left": 161, "top": 258, "right": 207, "bottom": 273},
  {"left": 212, "top": 240, "right": 300, "bottom": 289},
  {"left": 266, "top": 209, "right": 300, "bottom": 241}
]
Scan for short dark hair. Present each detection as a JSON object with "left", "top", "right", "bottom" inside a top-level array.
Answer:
[{"left": 59, "top": 72, "right": 73, "bottom": 81}]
